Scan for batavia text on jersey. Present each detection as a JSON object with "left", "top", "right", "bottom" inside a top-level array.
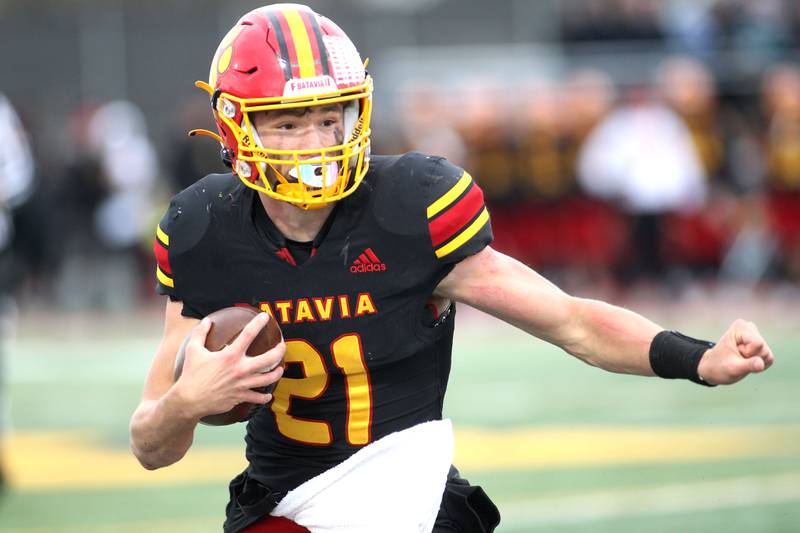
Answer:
[{"left": 254, "top": 293, "right": 378, "bottom": 325}]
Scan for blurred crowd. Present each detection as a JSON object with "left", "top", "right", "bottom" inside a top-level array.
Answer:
[
  {"left": 0, "top": 96, "right": 229, "bottom": 311},
  {"left": 2, "top": 0, "right": 800, "bottom": 312},
  {"left": 388, "top": 56, "right": 800, "bottom": 291}
]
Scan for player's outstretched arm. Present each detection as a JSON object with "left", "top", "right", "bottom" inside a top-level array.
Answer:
[{"left": 435, "top": 247, "right": 774, "bottom": 385}]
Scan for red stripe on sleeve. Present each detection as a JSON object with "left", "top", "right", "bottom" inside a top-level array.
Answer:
[
  {"left": 153, "top": 239, "right": 171, "bottom": 275},
  {"left": 428, "top": 183, "right": 486, "bottom": 247}
]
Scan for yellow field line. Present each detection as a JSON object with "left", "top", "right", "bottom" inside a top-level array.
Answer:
[
  {"left": 454, "top": 425, "right": 800, "bottom": 471},
  {"left": 4, "top": 425, "right": 800, "bottom": 491},
  {"left": 4, "top": 431, "right": 248, "bottom": 491}
]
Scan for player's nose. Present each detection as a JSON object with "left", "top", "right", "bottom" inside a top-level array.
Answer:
[{"left": 298, "top": 124, "right": 336, "bottom": 153}]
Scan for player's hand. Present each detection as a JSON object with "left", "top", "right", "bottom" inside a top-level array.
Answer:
[
  {"left": 173, "top": 313, "right": 285, "bottom": 419},
  {"left": 697, "top": 319, "right": 774, "bottom": 385}
]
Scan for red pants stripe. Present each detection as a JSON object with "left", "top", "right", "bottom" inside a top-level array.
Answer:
[{"left": 240, "top": 516, "right": 310, "bottom": 533}]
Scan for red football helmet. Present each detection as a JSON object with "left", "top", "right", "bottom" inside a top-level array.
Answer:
[{"left": 195, "top": 3, "right": 372, "bottom": 209}]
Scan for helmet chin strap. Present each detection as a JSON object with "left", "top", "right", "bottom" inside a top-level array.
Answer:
[
  {"left": 268, "top": 161, "right": 340, "bottom": 211},
  {"left": 275, "top": 181, "right": 338, "bottom": 211},
  {"left": 267, "top": 160, "right": 341, "bottom": 210}
]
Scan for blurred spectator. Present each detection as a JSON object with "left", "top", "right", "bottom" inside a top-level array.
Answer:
[
  {"left": 659, "top": 57, "right": 725, "bottom": 182},
  {"left": 657, "top": 56, "right": 733, "bottom": 273},
  {"left": 0, "top": 93, "right": 36, "bottom": 494},
  {"left": 559, "top": 69, "right": 626, "bottom": 276},
  {"left": 762, "top": 64, "right": 800, "bottom": 280},
  {"left": 171, "top": 98, "right": 228, "bottom": 194},
  {"left": 577, "top": 84, "right": 707, "bottom": 282},
  {"left": 457, "top": 84, "right": 516, "bottom": 203},
  {"left": 762, "top": 64, "right": 800, "bottom": 191},
  {"left": 0, "top": 95, "right": 36, "bottom": 292},
  {"left": 561, "top": 69, "right": 618, "bottom": 189},
  {"left": 398, "top": 83, "right": 467, "bottom": 166},
  {"left": 502, "top": 73, "right": 625, "bottom": 277},
  {"left": 56, "top": 101, "right": 158, "bottom": 310},
  {"left": 516, "top": 81, "right": 570, "bottom": 200},
  {"left": 714, "top": 88, "right": 773, "bottom": 287}
]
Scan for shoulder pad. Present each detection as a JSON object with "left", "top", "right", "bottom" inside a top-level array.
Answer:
[
  {"left": 366, "top": 152, "right": 492, "bottom": 262},
  {"left": 154, "top": 173, "right": 240, "bottom": 297},
  {"left": 366, "top": 152, "right": 446, "bottom": 236}
]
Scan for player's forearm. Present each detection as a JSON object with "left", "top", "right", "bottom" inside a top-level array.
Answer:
[
  {"left": 440, "top": 248, "right": 662, "bottom": 375},
  {"left": 561, "top": 298, "right": 662, "bottom": 375},
  {"left": 129, "top": 389, "right": 199, "bottom": 470}
]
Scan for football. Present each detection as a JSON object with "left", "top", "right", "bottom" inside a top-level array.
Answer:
[{"left": 173, "top": 305, "right": 283, "bottom": 426}]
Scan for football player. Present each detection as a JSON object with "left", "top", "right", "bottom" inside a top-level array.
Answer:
[{"left": 129, "top": 4, "right": 775, "bottom": 532}]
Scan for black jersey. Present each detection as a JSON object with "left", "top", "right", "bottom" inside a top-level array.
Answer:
[{"left": 153, "top": 152, "right": 492, "bottom": 493}]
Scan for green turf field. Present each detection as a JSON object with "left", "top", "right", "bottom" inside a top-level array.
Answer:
[{"left": 1, "top": 305, "right": 798, "bottom": 532}]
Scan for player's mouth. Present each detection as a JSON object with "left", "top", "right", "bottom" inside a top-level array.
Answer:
[{"left": 287, "top": 161, "right": 339, "bottom": 188}]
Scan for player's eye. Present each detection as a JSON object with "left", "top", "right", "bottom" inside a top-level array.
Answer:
[{"left": 277, "top": 122, "right": 296, "bottom": 131}]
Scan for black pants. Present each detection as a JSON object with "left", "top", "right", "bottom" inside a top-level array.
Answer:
[{"left": 432, "top": 466, "right": 500, "bottom": 533}]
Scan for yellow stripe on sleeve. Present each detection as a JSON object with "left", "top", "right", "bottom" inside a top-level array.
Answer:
[
  {"left": 426, "top": 172, "right": 472, "bottom": 219},
  {"left": 434, "top": 208, "right": 490, "bottom": 259},
  {"left": 156, "top": 266, "right": 174, "bottom": 288},
  {"left": 284, "top": 9, "right": 316, "bottom": 78},
  {"left": 156, "top": 225, "right": 169, "bottom": 246}
]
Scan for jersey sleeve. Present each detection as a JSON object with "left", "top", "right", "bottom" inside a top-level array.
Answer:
[
  {"left": 151, "top": 183, "right": 212, "bottom": 318},
  {"left": 424, "top": 158, "right": 493, "bottom": 264},
  {"left": 153, "top": 203, "right": 180, "bottom": 299}
]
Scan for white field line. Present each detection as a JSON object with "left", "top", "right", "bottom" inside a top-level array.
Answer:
[{"left": 500, "top": 472, "right": 800, "bottom": 527}]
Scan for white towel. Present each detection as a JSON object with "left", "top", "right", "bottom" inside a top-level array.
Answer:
[{"left": 271, "top": 419, "right": 454, "bottom": 533}]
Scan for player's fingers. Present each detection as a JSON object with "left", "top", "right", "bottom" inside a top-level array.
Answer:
[
  {"left": 242, "top": 390, "right": 272, "bottom": 405},
  {"left": 763, "top": 348, "right": 775, "bottom": 369},
  {"left": 240, "top": 367, "right": 283, "bottom": 390},
  {"left": 749, "top": 356, "right": 765, "bottom": 373},
  {"left": 734, "top": 321, "right": 766, "bottom": 358},
  {"left": 229, "top": 313, "right": 270, "bottom": 354},
  {"left": 187, "top": 317, "right": 211, "bottom": 351},
  {"left": 245, "top": 342, "right": 286, "bottom": 374},
  {"left": 737, "top": 336, "right": 766, "bottom": 358},
  {"left": 725, "top": 354, "right": 765, "bottom": 383}
]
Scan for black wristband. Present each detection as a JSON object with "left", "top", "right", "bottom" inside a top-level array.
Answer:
[{"left": 649, "top": 330, "right": 716, "bottom": 387}]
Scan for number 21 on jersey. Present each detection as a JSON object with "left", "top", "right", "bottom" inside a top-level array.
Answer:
[{"left": 270, "top": 333, "right": 372, "bottom": 446}]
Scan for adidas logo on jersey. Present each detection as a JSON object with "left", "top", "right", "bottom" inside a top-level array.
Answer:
[{"left": 350, "top": 247, "right": 387, "bottom": 273}]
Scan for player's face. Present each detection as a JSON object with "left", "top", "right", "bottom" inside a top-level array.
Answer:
[{"left": 253, "top": 104, "right": 345, "bottom": 184}]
